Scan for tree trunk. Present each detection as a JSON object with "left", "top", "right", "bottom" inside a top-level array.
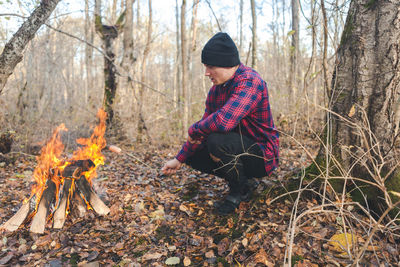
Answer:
[
  {"left": 84, "top": 0, "right": 94, "bottom": 104},
  {"left": 250, "top": 0, "right": 257, "bottom": 69},
  {"left": 175, "top": 0, "right": 182, "bottom": 110},
  {"left": 239, "top": 0, "right": 243, "bottom": 56},
  {"left": 181, "top": 0, "right": 189, "bottom": 138},
  {"left": 121, "top": 0, "right": 136, "bottom": 124},
  {"left": 137, "top": 0, "right": 152, "bottom": 143},
  {"left": 95, "top": 0, "right": 124, "bottom": 127},
  {"left": 289, "top": 0, "right": 299, "bottom": 103},
  {"left": 0, "top": 0, "right": 60, "bottom": 93},
  {"left": 308, "top": 0, "right": 400, "bottom": 215},
  {"left": 187, "top": 0, "right": 199, "bottom": 123},
  {"left": 121, "top": 0, "right": 135, "bottom": 74}
]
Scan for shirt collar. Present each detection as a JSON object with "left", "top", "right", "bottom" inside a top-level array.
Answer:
[{"left": 221, "top": 63, "right": 243, "bottom": 88}]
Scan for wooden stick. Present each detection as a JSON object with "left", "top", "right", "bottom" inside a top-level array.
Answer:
[
  {"left": 53, "top": 178, "right": 73, "bottom": 229},
  {"left": 0, "top": 201, "right": 30, "bottom": 232},
  {"left": 73, "top": 190, "right": 87, "bottom": 217},
  {"left": 76, "top": 176, "right": 110, "bottom": 215},
  {"left": 30, "top": 179, "right": 56, "bottom": 234}
]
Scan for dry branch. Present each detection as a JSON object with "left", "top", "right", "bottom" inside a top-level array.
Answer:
[{"left": 30, "top": 179, "right": 57, "bottom": 234}]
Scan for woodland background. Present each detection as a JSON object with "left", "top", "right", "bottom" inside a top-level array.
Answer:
[
  {"left": 0, "top": 0, "right": 335, "bottom": 146},
  {"left": 1, "top": 0, "right": 399, "bottom": 266}
]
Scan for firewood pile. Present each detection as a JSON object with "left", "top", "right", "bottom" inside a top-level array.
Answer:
[{"left": 1, "top": 109, "right": 111, "bottom": 234}]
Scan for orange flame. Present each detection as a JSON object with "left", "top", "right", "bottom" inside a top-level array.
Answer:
[
  {"left": 31, "top": 124, "right": 67, "bottom": 206},
  {"left": 29, "top": 109, "right": 107, "bottom": 211},
  {"left": 70, "top": 109, "right": 107, "bottom": 184}
]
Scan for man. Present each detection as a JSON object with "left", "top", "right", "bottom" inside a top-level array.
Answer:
[{"left": 162, "top": 32, "right": 279, "bottom": 215}]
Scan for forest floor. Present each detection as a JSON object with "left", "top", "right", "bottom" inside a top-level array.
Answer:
[{"left": 0, "top": 132, "right": 399, "bottom": 266}]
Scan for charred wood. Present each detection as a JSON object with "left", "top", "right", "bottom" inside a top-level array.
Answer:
[{"left": 76, "top": 176, "right": 110, "bottom": 215}]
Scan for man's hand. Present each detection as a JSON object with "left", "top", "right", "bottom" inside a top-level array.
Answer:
[
  {"left": 188, "top": 136, "right": 202, "bottom": 144},
  {"left": 161, "top": 158, "right": 182, "bottom": 175}
]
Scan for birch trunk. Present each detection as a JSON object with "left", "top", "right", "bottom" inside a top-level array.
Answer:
[{"left": 0, "top": 0, "right": 60, "bottom": 93}]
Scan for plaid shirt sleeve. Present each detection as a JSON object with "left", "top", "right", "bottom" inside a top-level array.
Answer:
[
  {"left": 175, "top": 103, "right": 212, "bottom": 162},
  {"left": 188, "top": 77, "right": 262, "bottom": 139}
]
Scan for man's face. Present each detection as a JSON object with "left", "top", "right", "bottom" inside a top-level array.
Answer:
[{"left": 204, "top": 64, "right": 235, "bottom": 85}]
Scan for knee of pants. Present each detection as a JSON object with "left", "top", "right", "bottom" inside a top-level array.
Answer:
[{"left": 207, "top": 133, "right": 227, "bottom": 158}]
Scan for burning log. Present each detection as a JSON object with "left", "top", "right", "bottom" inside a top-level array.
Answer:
[
  {"left": 1, "top": 109, "right": 112, "bottom": 234},
  {"left": 2, "top": 160, "right": 109, "bottom": 233},
  {"left": 76, "top": 176, "right": 110, "bottom": 215},
  {"left": 53, "top": 178, "right": 73, "bottom": 229},
  {"left": 30, "top": 179, "right": 56, "bottom": 234},
  {"left": 73, "top": 190, "right": 88, "bottom": 217}
]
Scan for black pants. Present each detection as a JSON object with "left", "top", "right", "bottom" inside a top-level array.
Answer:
[{"left": 186, "top": 132, "right": 267, "bottom": 195}]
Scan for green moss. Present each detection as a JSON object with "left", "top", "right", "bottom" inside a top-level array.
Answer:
[
  {"left": 384, "top": 170, "right": 400, "bottom": 217},
  {"left": 340, "top": 13, "right": 354, "bottom": 46},
  {"left": 69, "top": 253, "right": 80, "bottom": 267},
  {"left": 349, "top": 167, "right": 400, "bottom": 219},
  {"left": 364, "top": 0, "right": 377, "bottom": 9},
  {"left": 292, "top": 254, "right": 304, "bottom": 266}
]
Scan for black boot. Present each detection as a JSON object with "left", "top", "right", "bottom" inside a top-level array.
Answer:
[{"left": 215, "top": 178, "right": 256, "bottom": 215}]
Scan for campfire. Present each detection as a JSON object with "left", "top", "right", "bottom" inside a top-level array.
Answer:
[{"left": 1, "top": 109, "right": 110, "bottom": 234}]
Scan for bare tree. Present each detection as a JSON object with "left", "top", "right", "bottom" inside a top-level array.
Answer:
[
  {"left": 84, "top": 0, "right": 94, "bottom": 104},
  {"left": 137, "top": 0, "right": 152, "bottom": 143},
  {"left": 239, "top": 0, "right": 244, "bottom": 55},
  {"left": 121, "top": 0, "right": 136, "bottom": 71},
  {"left": 250, "top": 0, "right": 257, "bottom": 69},
  {"left": 320, "top": 0, "right": 330, "bottom": 96},
  {"left": 0, "top": 0, "right": 60, "bottom": 93},
  {"left": 289, "top": 0, "right": 299, "bottom": 103},
  {"left": 174, "top": 0, "right": 182, "bottom": 109},
  {"left": 181, "top": 0, "right": 189, "bottom": 138},
  {"left": 188, "top": 0, "right": 200, "bottom": 121},
  {"left": 94, "top": 0, "right": 124, "bottom": 127}
]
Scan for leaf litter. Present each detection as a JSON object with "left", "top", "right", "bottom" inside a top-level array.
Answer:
[{"left": 0, "top": 134, "right": 399, "bottom": 266}]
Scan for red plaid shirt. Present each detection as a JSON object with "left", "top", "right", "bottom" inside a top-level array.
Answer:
[{"left": 176, "top": 63, "right": 279, "bottom": 175}]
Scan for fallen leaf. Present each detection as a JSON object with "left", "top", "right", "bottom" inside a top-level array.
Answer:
[
  {"left": 149, "top": 208, "right": 165, "bottom": 220},
  {"left": 183, "top": 256, "right": 191, "bottom": 266},
  {"left": 205, "top": 250, "right": 215, "bottom": 258},
  {"left": 179, "top": 204, "right": 191, "bottom": 216},
  {"left": 328, "top": 233, "right": 356, "bottom": 254},
  {"left": 348, "top": 104, "right": 355, "bottom": 117},
  {"left": 87, "top": 251, "right": 99, "bottom": 261},
  {"left": 165, "top": 256, "right": 180, "bottom": 265},
  {"left": 253, "top": 248, "right": 273, "bottom": 266},
  {"left": 142, "top": 252, "right": 163, "bottom": 261},
  {"left": 0, "top": 253, "right": 13, "bottom": 265}
]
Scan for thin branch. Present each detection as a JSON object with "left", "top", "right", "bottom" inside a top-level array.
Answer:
[{"left": 204, "top": 0, "right": 221, "bottom": 31}]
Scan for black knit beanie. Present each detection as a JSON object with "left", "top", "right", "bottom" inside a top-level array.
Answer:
[{"left": 201, "top": 32, "right": 240, "bottom": 67}]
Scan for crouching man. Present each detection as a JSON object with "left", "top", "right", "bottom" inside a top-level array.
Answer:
[{"left": 162, "top": 32, "right": 279, "bottom": 215}]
